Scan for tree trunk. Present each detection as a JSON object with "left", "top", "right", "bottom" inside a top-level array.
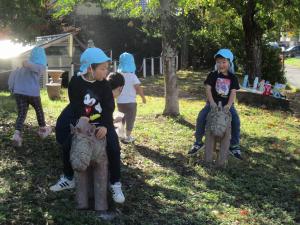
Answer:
[
  {"left": 181, "top": 31, "right": 189, "bottom": 69},
  {"left": 242, "top": 0, "right": 263, "bottom": 82},
  {"left": 160, "top": 0, "right": 179, "bottom": 116}
]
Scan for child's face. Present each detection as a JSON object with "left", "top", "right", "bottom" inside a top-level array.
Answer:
[
  {"left": 92, "top": 62, "right": 109, "bottom": 81},
  {"left": 216, "top": 58, "right": 230, "bottom": 75}
]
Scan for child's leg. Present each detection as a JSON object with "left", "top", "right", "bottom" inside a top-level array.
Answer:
[
  {"left": 61, "top": 136, "right": 74, "bottom": 179},
  {"left": 106, "top": 127, "right": 121, "bottom": 184},
  {"left": 28, "top": 96, "right": 46, "bottom": 127},
  {"left": 229, "top": 106, "right": 240, "bottom": 146},
  {"left": 55, "top": 105, "right": 77, "bottom": 179},
  {"left": 188, "top": 104, "right": 211, "bottom": 154},
  {"left": 195, "top": 104, "right": 211, "bottom": 144},
  {"left": 50, "top": 105, "right": 77, "bottom": 191},
  {"left": 15, "top": 94, "right": 30, "bottom": 131},
  {"left": 123, "top": 103, "right": 137, "bottom": 137},
  {"left": 118, "top": 103, "right": 137, "bottom": 142},
  {"left": 229, "top": 106, "right": 243, "bottom": 160},
  {"left": 106, "top": 127, "right": 125, "bottom": 203}
]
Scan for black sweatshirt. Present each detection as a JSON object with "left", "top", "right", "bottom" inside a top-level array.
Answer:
[
  {"left": 68, "top": 75, "right": 114, "bottom": 128},
  {"left": 204, "top": 71, "right": 240, "bottom": 106}
]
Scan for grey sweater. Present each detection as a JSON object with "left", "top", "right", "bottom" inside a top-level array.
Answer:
[{"left": 8, "top": 62, "right": 46, "bottom": 97}]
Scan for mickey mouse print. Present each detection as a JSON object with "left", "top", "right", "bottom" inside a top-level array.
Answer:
[{"left": 83, "top": 90, "right": 102, "bottom": 121}]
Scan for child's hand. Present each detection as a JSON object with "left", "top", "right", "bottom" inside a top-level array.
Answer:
[
  {"left": 210, "top": 102, "right": 217, "bottom": 108},
  {"left": 80, "top": 116, "right": 90, "bottom": 122},
  {"left": 95, "top": 126, "right": 107, "bottom": 139},
  {"left": 224, "top": 105, "right": 230, "bottom": 113}
]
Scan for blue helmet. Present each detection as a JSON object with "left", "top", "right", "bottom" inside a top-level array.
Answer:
[
  {"left": 214, "top": 48, "right": 235, "bottom": 74},
  {"left": 29, "top": 47, "right": 47, "bottom": 66},
  {"left": 117, "top": 52, "right": 136, "bottom": 73},
  {"left": 79, "top": 47, "right": 111, "bottom": 75}
]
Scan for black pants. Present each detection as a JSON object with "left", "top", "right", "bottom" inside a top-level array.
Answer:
[
  {"left": 14, "top": 94, "right": 46, "bottom": 131},
  {"left": 55, "top": 105, "right": 121, "bottom": 184}
]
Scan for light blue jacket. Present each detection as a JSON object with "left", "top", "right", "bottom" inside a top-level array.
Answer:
[{"left": 8, "top": 62, "right": 46, "bottom": 97}]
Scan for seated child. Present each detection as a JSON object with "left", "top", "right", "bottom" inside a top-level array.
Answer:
[
  {"left": 50, "top": 47, "right": 126, "bottom": 203},
  {"left": 188, "top": 49, "right": 242, "bottom": 160}
]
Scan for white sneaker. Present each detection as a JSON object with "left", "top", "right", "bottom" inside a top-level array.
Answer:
[
  {"left": 110, "top": 182, "right": 125, "bottom": 203},
  {"left": 122, "top": 136, "right": 135, "bottom": 144},
  {"left": 12, "top": 130, "right": 22, "bottom": 147},
  {"left": 50, "top": 175, "right": 75, "bottom": 192},
  {"left": 38, "top": 126, "right": 52, "bottom": 139}
]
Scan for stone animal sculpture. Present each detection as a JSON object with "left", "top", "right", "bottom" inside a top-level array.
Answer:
[
  {"left": 70, "top": 117, "right": 108, "bottom": 212},
  {"left": 205, "top": 102, "right": 232, "bottom": 167}
]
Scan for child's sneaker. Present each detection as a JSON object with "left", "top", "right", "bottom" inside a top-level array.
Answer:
[
  {"left": 38, "top": 126, "right": 52, "bottom": 139},
  {"left": 12, "top": 130, "right": 22, "bottom": 147},
  {"left": 110, "top": 182, "right": 125, "bottom": 203},
  {"left": 50, "top": 175, "right": 75, "bottom": 192},
  {"left": 229, "top": 145, "right": 243, "bottom": 160},
  {"left": 122, "top": 136, "right": 135, "bottom": 144},
  {"left": 188, "top": 142, "right": 204, "bottom": 155}
]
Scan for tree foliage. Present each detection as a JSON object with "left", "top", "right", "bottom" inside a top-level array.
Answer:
[{"left": 0, "top": 0, "right": 61, "bottom": 41}]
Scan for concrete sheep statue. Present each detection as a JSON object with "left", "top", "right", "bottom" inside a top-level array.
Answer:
[
  {"left": 205, "top": 103, "right": 232, "bottom": 167},
  {"left": 70, "top": 117, "right": 108, "bottom": 212}
]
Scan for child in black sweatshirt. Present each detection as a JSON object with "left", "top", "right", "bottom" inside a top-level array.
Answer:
[{"left": 50, "top": 48, "right": 125, "bottom": 204}]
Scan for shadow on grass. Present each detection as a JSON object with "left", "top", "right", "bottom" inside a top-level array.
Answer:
[
  {"left": 134, "top": 144, "right": 204, "bottom": 181},
  {"left": 0, "top": 93, "right": 17, "bottom": 121},
  {"left": 0, "top": 125, "right": 221, "bottom": 225},
  {"left": 172, "top": 115, "right": 196, "bottom": 130},
  {"left": 201, "top": 134, "right": 300, "bottom": 224},
  {"left": 120, "top": 163, "right": 219, "bottom": 225}
]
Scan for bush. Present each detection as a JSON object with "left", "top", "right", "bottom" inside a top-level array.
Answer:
[
  {"left": 261, "top": 45, "right": 286, "bottom": 84},
  {"left": 189, "top": 32, "right": 220, "bottom": 70}
]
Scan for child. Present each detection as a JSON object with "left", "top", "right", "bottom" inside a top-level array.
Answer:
[
  {"left": 8, "top": 47, "right": 52, "bottom": 147},
  {"left": 50, "top": 47, "right": 126, "bottom": 204},
  {"left": 117, "top": 52, "right": 146, "bottom": 143},
  {"left": 188, "top": 49, "right": 242, "bottom": 160}
]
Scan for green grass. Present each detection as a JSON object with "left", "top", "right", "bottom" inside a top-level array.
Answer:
[
  {"left": 0, "top": 71, "right": 299, "bottom": 225},
  {"left": 285, "top": 58, "right": 300, "bottom": 68}
]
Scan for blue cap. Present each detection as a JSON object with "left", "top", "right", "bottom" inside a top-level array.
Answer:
[
  {"left": 29, "top": 47, "right": 47, "bottom": 66},
  {"left": 117, "top": 52, "right": 136, "bottom": 73},
  {"left": 214, "top": 48, "right": 235, "bottom": 74},
  {"left": 214, "top": 49, "right": 234, "bottom": 63},
  {"left": 79, "top": 47, "right": 111, "bottom": 75}
]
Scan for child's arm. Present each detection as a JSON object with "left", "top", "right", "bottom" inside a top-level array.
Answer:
[
  {"left": 23, "top": 60, "right": 45, "bottom": 75},
  {"left": 98, "top": 83, "right": 115, "bottom": 128},
  {"left": 134, "top": 84, "right": 146, "bottom": 103},
  {"left": 226, "top": 89, "right": 237, "bottom": 109},
  {"left": 205, "top": 85, "right": 217, "bottom": 107},
  {"left": 225, "top": 75, "right": 239, "bottom": 110}
]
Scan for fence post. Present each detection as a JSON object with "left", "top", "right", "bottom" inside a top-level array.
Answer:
[
  {"left": 113, "top": 60, "right": 117, "bottom": 72},
  {"left": 70, "top": 63, "right": 74, "bottom": 81},
  {"left": 151, "top": 57, "right": 154, "bottom": 76},
  {"left": 143, "top": 58, "right": 146, "bottom": 78},
  {"left": 159, "top": 57, "right": 163, "bottom": 75},
  {"left": 175, "top": 55, "right": 178, "bottom": 71}
]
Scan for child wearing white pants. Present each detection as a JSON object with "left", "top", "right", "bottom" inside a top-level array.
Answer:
[{"left": 117, "top": 52, "right": 146, "bottom": 143}]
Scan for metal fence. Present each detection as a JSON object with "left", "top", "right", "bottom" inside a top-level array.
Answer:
[{"left": 111, "top": 55, "right": 179, "bottom": 78}]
